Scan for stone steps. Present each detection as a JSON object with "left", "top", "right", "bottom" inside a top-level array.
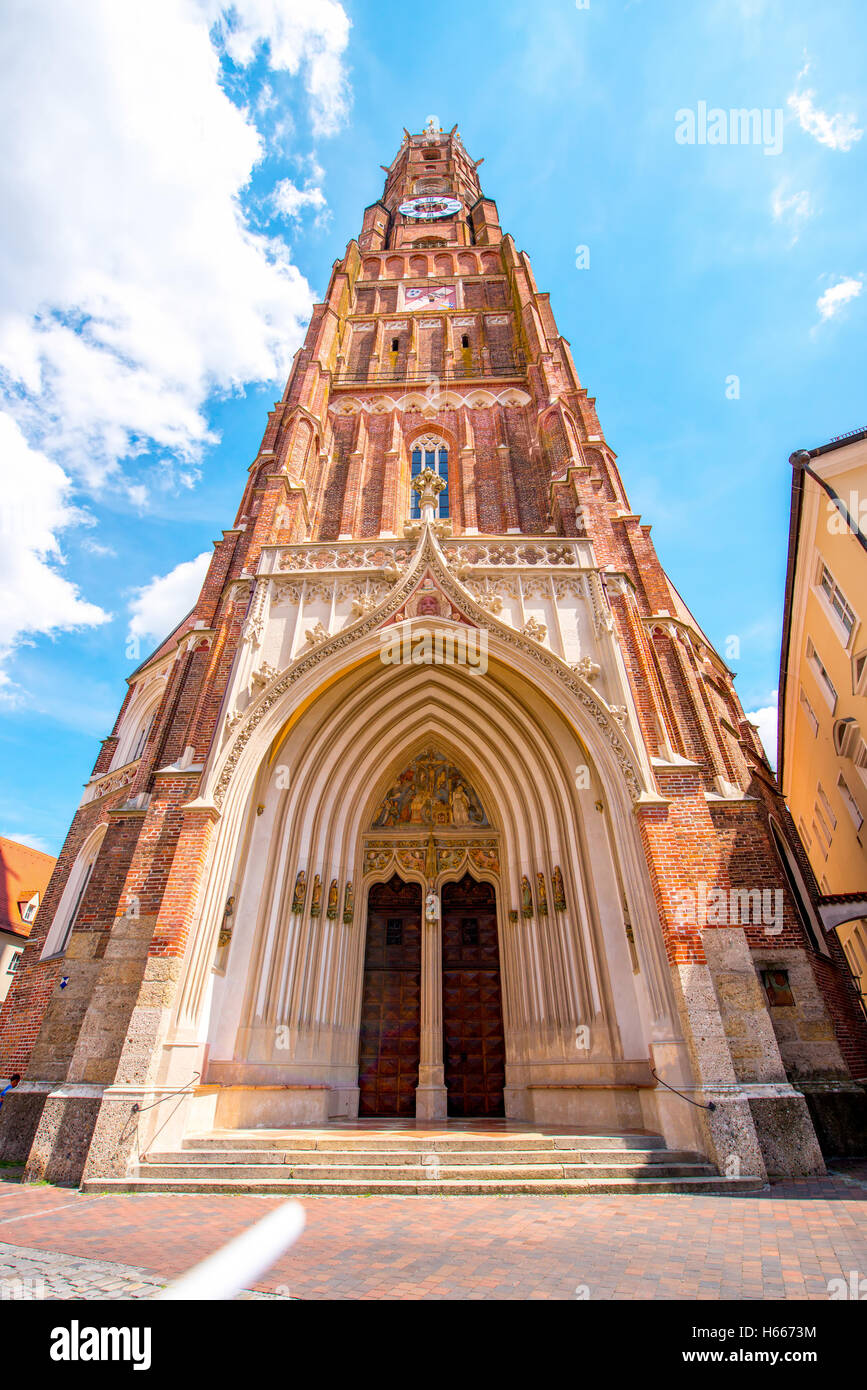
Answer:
[
  {"left": 180, "top": 1130, "right": 670, "bottom": 1153},
  {"left": 82, "top": 1173, "right": 763, "bottom": 1196},
  {"left": 78, "top": 1125, "right": 765, "bottom": 1196},
  {"left": 134, "top": 1160, "right": 715, "bottom": 1182},
  {"left": 145, "top": 1146, "right": 702, "bottom": 1167}
]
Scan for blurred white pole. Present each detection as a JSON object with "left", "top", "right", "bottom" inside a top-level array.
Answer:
[{"left": 158, "top": 1200, "right": 306, "bottom": 1300}]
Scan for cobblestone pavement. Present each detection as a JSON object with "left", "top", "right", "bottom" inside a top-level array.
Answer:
[
  {"left": 0, "top": 1241, "right": 290, "bottom": 1300},
  {"left": 0, "top": 1166, "right": 865, "bottom": 1301}
]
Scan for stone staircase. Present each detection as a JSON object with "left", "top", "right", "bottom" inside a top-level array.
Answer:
[{"left": 81, "top": 1127, "right": 764, "bottom": 1195}]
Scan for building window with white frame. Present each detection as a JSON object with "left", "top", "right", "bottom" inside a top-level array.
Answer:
[
  {"left": 817, "top": 561, "right": 857, "bottom": 645},
  {"left": 806, "top": 638, "right": 837, "bottom": 711},
  {"left": 799, "top": 686, "right": 819, "bottom": 737},
  {"left": 837, "top": 773, "right": 864, "bottom": 832}
]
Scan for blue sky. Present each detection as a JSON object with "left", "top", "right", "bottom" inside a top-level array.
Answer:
[{"left": 1, "top": 0, "right": 865, "bottom": 855}]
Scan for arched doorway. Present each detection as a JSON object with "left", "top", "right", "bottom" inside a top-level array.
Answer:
[
  {"left": 441, "top": 875, "right": 505, "bottom": 1116},
  {"left": 358, "top": 875, "right": 422, "bottom": 1116}
]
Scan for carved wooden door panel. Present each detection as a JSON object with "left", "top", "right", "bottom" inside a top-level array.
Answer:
[
  {"left": 441, "top": 876, "right": 505, "bottom": 1117},
  {"left": 358, "top": 876, "right": 421, "bottom": 1116}
]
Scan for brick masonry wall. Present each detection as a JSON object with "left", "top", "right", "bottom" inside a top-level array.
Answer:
[{"left": 2, "top": 125, "right": 865, "bottom": 1114}]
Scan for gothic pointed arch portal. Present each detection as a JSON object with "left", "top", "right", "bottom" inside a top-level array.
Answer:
[{"left": 189, "top": 633, "right": 680, "bottom": 1130}]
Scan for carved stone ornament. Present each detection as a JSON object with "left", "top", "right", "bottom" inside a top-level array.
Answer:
[
  {"left": 305, "top": 620, "right": 331, "bottom": 645},
  {"left": 310, "top": 874, "right": 322, "bottom": 917},
  {"left": 573, "top": 657, "right": 600, "bottom": 682},
  {"left": 521, "top": 616, "right": 547, "bottom": 643},
  {"left": 213, "top": 528, "right": 644, "bottom": 810},
  {"left": 411, "top": 466, "right": 446, "bottom": 514},
  {"left": 343, "top": 881, "right": 354, "bottom": 924}
]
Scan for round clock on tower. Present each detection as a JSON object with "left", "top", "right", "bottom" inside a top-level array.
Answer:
[{"left": 398, "top": 194, "right": 462, "bottom": 220}]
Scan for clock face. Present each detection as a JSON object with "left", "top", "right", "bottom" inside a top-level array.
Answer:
[{"left": 398, "top": 195, "right": 461, "bottom": 221}]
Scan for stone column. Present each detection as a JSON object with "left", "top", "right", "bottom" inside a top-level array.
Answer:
[{"left": 416, "top": 879, "right": 447, "bottom": 1120}]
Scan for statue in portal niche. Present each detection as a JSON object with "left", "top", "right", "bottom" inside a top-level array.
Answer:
[
  {"left": 552, "top": 866, "right": 566, "bottom": 912},
  {"left": 450, "top": 782, "right": 471, "bottom": 826},
  {"left": 310, "top": 875, "right": 322, "bottom": 917},
  {"left": 536, "top": 873, "right": 548, "bottom": 917},
  {"left": 326, "top": 879, "right": 339, "bottom": 919},
  {"left": 521, "top": 875, "right": 533, "bottom": 918},
  {"left": 343, "top": 881, "right": 354, "bottom": 924},
  {"left": 292, "top": 871, "right": 306, "bottom": 914},
  {"left": 218, "top": 895, "right": 235, "bottom": 948}
]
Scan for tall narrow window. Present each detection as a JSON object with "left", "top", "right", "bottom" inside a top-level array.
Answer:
[
  {"left": 41, "top": 825, "right": 107, "bottom": 959},
  {"left": 410, "top": 438, "right": 449, "bottom": 520}
]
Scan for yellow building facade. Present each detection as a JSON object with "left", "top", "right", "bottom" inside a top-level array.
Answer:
[{"left": 779, "top": 430, "right": 867, "bottom": 1005}]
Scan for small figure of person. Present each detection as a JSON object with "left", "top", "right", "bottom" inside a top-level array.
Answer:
[{"left": 0, "top": 1073, "right": 21, "bottom": 1110}]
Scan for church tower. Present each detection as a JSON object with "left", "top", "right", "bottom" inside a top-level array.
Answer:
[{"left": 2, "top": 121, "right": 865, "bottom": 1186}]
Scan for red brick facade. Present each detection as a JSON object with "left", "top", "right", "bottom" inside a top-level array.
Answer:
[{"left": 1, "top": 124, "right": 864, "bottom": 1178}]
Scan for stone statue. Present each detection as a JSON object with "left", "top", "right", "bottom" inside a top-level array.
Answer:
[
  {"left": 552, "top": 865, "right": 566, "bottom": 912},
  {"left": 310, "top": 874, "right": 322, "bottom": 917},
  {"left": 326, "top": 879, "right": 339, "bottom": 919},
  {"left": 292, "top": 871, "right": 306, "bottom": 914},
  {"left": 425, "top": 890, "right": 440, "bottom": 924},
  {"left": 218, "top": 895, "right": 234, "bottom": 948},
  {"left": 521, "top": 616, "right": 547, "bottom": 643},
  {"left": 305, "top": 620, "right": 331, "bottom": 645},
  {"left": 343, "top": 881, "right": 354, "bottom": 924},
  {"left": 537, "top": 873, "right": 548, "bottom": 917},
  {"left": 521, "top": 875, "right": 533, "bottom": 918},
  {"left": 451, "top": 782, "right": 471, "bottom": 826}
]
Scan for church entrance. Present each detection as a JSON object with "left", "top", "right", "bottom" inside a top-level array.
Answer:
[
  {"left": 358, "top": 876, "right": 422, "bottom": 1116},
  {"left": 441, "top": 876, "right": 506, "bottom": 1117}
]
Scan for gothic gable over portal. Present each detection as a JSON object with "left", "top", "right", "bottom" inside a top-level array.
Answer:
[{"left": 372, "top": 749, "right": 490, "bottom": 828}]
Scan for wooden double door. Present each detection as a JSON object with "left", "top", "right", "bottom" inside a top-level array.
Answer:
[{"left": 357, "top": 873, "right": 505, "bottom": 1117}]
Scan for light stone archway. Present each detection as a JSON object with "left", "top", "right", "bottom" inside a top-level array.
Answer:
[{"left": 160, "top": 629, "right": 686, "bottom": 1131}]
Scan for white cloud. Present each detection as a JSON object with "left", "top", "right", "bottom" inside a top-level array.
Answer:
[
  {"left": 816, "top": 276, "right": 864, "bottom": 323},
  {"left": 272, "top": 178, "right": 328, "bottom": 220},
  {"left": 0, "top": 414, "right": 110, "bottom": 699},
  {"left": 744, "top": 695, "right": 778, "bottom": 769},
  {"left": 80, "top": 539, "right": 117, "bottom": 558},
  {"left": 0, "top": 0, "right": 351, "bottom": 686},
  {"left": 127, "top": 551, "right": 212, "bottom": 646},
  {"left": 787, "top": 79, "right": 863, "bottom": 151},
  {"left": 0, "top": 831, "right": 54, "bottom": 855},
  {"left": 211, "top": 0, "right": 351, "bottom": 137},
  {"left": 0, "top": 0, "right": 351, "bottom": 488},
  {"left": 771, "top": 184, "right": 813, "bottom": 243}
]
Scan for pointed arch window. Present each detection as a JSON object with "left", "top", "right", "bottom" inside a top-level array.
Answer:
[
  {"left": 41, "top": 824, "right": 107, "bottom": 958},
  {"left": 410, "top": 436, "right": 449, "bottom": 520}
]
